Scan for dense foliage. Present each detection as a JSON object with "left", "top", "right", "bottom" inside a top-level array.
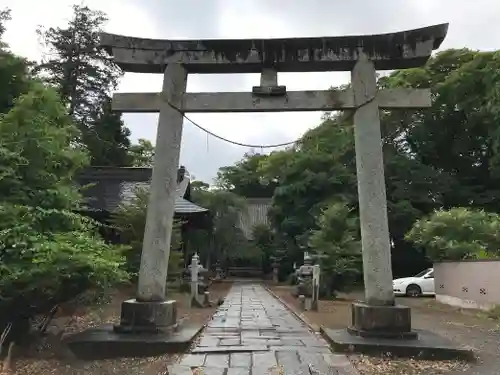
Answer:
[
  {"left": 128, "top": 138, "right": 155, "bottom": 167},
  {"left": 34, "top": 4, "right": 151, "bottom": 167},
  {"left": 215, "top": 152, "right": 278, "bottom": 197},
  {"left": 309, "top": 202, "right": 362, "bottom": 295},
  {"left": 111, "top": 186, "right": 183, "bottom": 277},
  {"left": 190, "top": 187, "right": 256, "bottom": 268},
  {"left": 211, "top": 48, "right": 500, "bottom": 280},
  {"left": 406, "top": 208, "right": 500, "bottom": 261},
  {"left": 0, "top": 10, "right": 131, "bottom": 345},
  {"left": 0, "top": 82, "right": 129, "bottom": 340}
]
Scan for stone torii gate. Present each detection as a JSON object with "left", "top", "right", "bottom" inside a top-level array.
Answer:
[{"left": 101, "top": 24, "right": 448, "bottom": 340}]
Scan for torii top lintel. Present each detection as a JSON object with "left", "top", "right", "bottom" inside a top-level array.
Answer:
[{"left": 100, "top": 24, "right": 448, "bottom": 74}]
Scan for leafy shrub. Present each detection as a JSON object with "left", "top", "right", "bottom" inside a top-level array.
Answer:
[
  {"left": 191, "top": 189, "right": 250, "bottom": 268},
  {"left": 0, "top": 204, "right": 129, "bottom": 340},
  {"left": 111, "top": 186, "right": 183, "bottom": 276},
  {"left": 309, "top": 201, "right": 362, "bottom": 297},
  {"left": 0, "top": 84, "right": 130, "bottom": 343},
  {"left": 405, "top": 207, "right": 500, "bottom": 261}
]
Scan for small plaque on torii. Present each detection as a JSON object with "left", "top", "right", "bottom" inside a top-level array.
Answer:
[{"left": 252, "top": 67, "right": 287, "bottom": 97}]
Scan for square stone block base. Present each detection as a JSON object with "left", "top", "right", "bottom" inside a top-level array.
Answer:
[
  {"left": 348, "top": 301, "right": 417, "bottom": 339},
  {"left": 63, "top": 299, "right": 202, "bottom": 359},
  {"left": 321, "top": 327, "right": 475, "bottom": 361},
  {"left": 114, "top": 299, "right": 177, "bottom": 333},
  {"left": 64, "top": 324, "right": 204, "bottom": 360}
]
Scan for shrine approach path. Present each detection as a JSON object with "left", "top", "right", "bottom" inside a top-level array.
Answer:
[{"left": 168, "top": 283, "right": 359, "bottom": 374}]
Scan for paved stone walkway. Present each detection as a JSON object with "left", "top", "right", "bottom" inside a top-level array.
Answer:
[{"left": 168, "top": 284, "right": 358, "bottom": 374}]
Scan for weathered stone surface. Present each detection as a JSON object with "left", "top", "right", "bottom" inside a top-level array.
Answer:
[
  {"left": 322, "top": 327, "right": 475, "bottom": 360},
  {"left": 191, "top": 345, "right": 268, "bottom": 354},
  {"left": 111, "top": 88, "right": 432, "bottom": 113},
  {"left": 179, "top": 353, "right": 206, "bottom": 367},
  {"left": 64, "top": 324, "right": 203, "bottom": 359},
  {"left": 114, "top": 299, "right": 177, "bottom": 332},
  {"left": 101, "top": 24, "right": 448, "bottom": 73},
  {"left": 172, "top": 284, "right": 360, "bottom": 374},
  {"left": 352, "top": 52, "right": 396, "bottom": 307},
  {"left": 348, "top": 301, "right": 417, "bottom": 339},
  {"left": 136, "top": 62, "right": 187, "bottom": 302},
  {"left": 204, "top": 353, "right": 229, "bottom": 368},
  {"left": 226, "top": 368, "right": 250, "bottom": 375}
]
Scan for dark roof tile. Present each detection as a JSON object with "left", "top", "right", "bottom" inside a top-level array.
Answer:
[{"left": 77, "top": 167, "right": 208, "bottom": 214}]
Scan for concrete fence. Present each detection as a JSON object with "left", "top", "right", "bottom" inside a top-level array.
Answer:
[{"left": 434, "top": 259, "right": 500, "bottom": 311}]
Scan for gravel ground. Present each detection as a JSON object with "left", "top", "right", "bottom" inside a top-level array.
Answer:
[
  {"left": 271, "top": 286, "right": 500, "bottom": 375},
  {"left": 403, "top": 297, "right": 500, "bottom": 375},
  {"left": 9, "top": 283, "right": 231, "bottom": 375}
]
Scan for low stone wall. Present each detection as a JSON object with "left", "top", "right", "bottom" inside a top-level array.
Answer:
[{"left": 434, "top": 260, "right": 500, "bottom": 311}]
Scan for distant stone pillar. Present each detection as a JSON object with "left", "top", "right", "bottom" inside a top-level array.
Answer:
[
  {"left": 305, "top": 297, "right": 312, "bottom": 311},
  {"left": 311, "top": 264, "right": 320, "bottom": 311},
  {"left": 272, "top": 261, "right": 279, "bottom": 284},
  {"left": 215, "top": 262, "right": 223, "bottom": 280},
  {"left": 298, "top": 295, "right": 306, "bottom": 311},
  {"left": 190, "top": 253, "right": 200, "bottom": 305},
  {"left": 203, "top": 291, "right": 210, "bottom": 307}
]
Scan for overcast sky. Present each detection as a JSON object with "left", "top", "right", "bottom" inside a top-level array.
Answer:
[{"left": 3, "top": 0, "right": 499, "bottom": 182}]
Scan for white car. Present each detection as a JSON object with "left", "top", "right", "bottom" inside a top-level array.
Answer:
[{"left": 392, "top": 268, "right": 435, "bottom": 297}]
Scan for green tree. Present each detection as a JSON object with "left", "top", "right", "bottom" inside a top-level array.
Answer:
[
  {"left": 191, "top": 180, "right": 210, "bottom": 192},
  {"left": 215, "top": 152, "right": 278, "bottom": 197},
  {"left": 111, "top": 186, "right": 183, "bottom": 277},
  {"left": 0, "top": 9, "right": 34, "bottom": 115},
  {"left": 36, "top": 4, "right": 131, "bottom": 166},
  {"left": 85, "top": 98, "right": 131, "bottom": 166},
  {"left": 0, "top": 7, "right": 11, "bottom": 48},
  {"left": 128, "top": 138, "right": 155, "bottom": 167},
  {"left": 380, "top": 49, "right": 500, "bottom": 211},
  {"left": 0, "top": 83, "right": 128, "bottom": 341},
  {"left": 252, "top": 223, "right": 277, "bottom": 274},
  {"left": 309, "top": 202, "right": 362, "bottom": 296},
  {"left": 0, "top": 52, "right": 33, "bottom": 115},
  {"left": 0, "top": 83, "right": 87, "bottom": 208},
  {"left": 261, "top": 113, "right": 357, "bottom": 250},
  {"left": 201, "top": 48, "right": 500, "bottom": 279},
  {"left": 191, "top": 189, "right": 251, "bottom": 267},
  {"left": 406, "top": 207, "right": 500, "bottom": 261},
  {"left": 260, "top": 49, "right": 500, "bottom": 276}
]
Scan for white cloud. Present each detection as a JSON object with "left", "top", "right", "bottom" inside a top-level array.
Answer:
[{"left": 3, "top": 0, "right": 500, "bottom": 182}]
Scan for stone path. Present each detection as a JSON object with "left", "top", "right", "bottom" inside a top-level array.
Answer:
[{"left": 168, "top": 284, "right": 358, "bottom": 374}]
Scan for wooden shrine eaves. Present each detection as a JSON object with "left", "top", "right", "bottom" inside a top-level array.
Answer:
[{"left": 100, "top": 24, "right": 448, "bottom": 74}]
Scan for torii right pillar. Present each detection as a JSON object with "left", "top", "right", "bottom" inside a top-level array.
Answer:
[
  {"left": 338, "top": 38, "right": 473, "bottom": 358},
  {"left": 348, "top": 49, "right": 419, "bottom": 339},
  {"left": 348, "top": 47, "right": 441, "bottom": 339}
]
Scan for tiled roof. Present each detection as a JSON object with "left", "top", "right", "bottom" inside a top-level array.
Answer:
[{"left": 77, "top": 166, "right": 208, "bottom": 215}]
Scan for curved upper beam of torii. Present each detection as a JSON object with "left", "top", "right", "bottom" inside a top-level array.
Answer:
[{"left": 100, "top": 23, "right": 449, "bottom": 74}]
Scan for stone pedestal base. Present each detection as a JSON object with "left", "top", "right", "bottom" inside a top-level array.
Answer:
[
  {"left": 298, "top": 295, "right": 305, "bottom": 311},
  {"left": 114, "top": 299, "right": 177, "bottom": 333},
  {"left": 347, "top": 301, "right": 417, "bottom": 339},
  {"left": 190, "top": 295, "right": 204, "bottom": 309},
  {"left": 64, "top": 298, "right": 203, "bottom": 359},
  {"left": 203, "top": 291, "right": 210, "bottom": 306}
]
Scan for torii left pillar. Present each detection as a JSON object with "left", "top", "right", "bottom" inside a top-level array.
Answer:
[{"left": 115, "top": 63, "right": 187, "bottom": 333}]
